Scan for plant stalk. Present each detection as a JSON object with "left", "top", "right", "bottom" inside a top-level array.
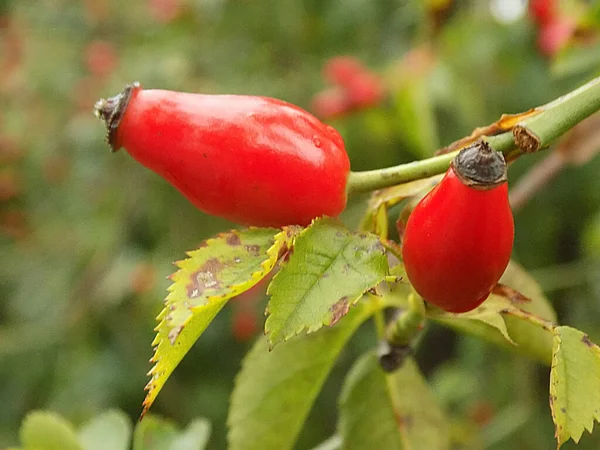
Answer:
[{"left": 346, "top": 75, "right": 600, "bottom": 195}]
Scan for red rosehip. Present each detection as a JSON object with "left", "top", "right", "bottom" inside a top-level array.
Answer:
[
  {"left": 232, "top": 310, "right": 258, "bottom": 342},
  {"left": 323, "top": 56, "right": 366, "bottom": 86},
  {"left": 345, "top": 72, "right": 384, "bottom": 107},
  {"left": 529, "top": 0, "right": 557, "bottom": 26},
  {"left": 400, "top": 141, "right": 514, "bottom": 313},
  {"left": 94, "top": 83, "right": 350, "bottom": 227},
  {"left": 537, "top": 17, "right": 575, "bottom": 56},
  {"left": 311, "top": 87, "right": 351, "bottom": 119},
  {"left": 148, "top": 0, "right": 182, "bottom": 23}
]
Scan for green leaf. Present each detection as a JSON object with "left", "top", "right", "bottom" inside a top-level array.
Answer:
[
  {"left": 265, "top": 218, "right": 388, "bottom": 347},
  {"left": 143, "top": 227, "right": 293, "bottom": 416},
  {"left": 550, "top": 326, "right": 600, "bottom": 448},
  {"left": 429, "top": 261, "right": 557, "bottom": 364},
  {"left": 310, "top": 435, "right": 342, "bottom": 450},
  {"left": 20, "top": 411, "right": 82, "bottom": 450},
  {"left": 133, "top": 415, "right": 177, "bottom": 450},
  {"left": 428, "top": 296, "right": 516, "bottom": 346},
  {"left": 339, "top": 353, "right": 450, "bottom": 450},
  {"left": 78, "top": 410, "right": 131, "bottom": 450},
  {"left": 170, "top": 419, "right": 211, "bottom": 450},
  {"left": 501, "top": 261, "right": 557, "bottom": 364},
  {"left": 393, "top": 76, "right": 439, "bottom": 159},
  {"left": 228, "top": 302, "right": 375, "bottom": 450}
]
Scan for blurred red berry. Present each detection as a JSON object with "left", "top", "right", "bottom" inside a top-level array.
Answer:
[
  {"left": 232, "top": 310, "right": 258, "bottom": 342},
  {"left": 311, "top": 87, "right": 351, "bottom": 119},
  {"left": 148, "top": 0, "right": 182, "bottom": 23},
  {"left": 537, "top": 17, "right": 576, "bottom": 56},
  {"left": 318, "top": 56, "right": 384, "bottom": 117},
  {"left": 323, "top": 56, "right": 365, "bottom": 86},
  {"left": 346, "top": 72, "right": 384, "bottom": 107},
  {"left": 529, "top": 0, "right": 557, "bottom": 26},
  {"left": 85, "top": 40, "right": 118, "bottom": 78}
]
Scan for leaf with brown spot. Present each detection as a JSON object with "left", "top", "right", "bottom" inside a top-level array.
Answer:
[
  {"left": 550, "top": 326, "right": 600, "bottom": 448},
  {"left": 143, "top": 227, "right": 297, "bottom": 418},
  {"left": 339, "top": 353, "right": 450, "bottom": 450},
  {"left": 491, "top": 283, "right": 530, "bottom": 304},
  {"left": 265, "top": 218, "right": 388, "bottom": 347}
]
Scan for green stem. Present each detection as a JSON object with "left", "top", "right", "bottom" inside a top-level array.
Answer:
[
  {"left": 514, "top": 76, "right": 600, "bottom": 152},
  {"left": 346, "top": 76, "right": 600, "bottom": 195}
]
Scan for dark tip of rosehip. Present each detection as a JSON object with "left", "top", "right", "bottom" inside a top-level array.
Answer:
[
  {"left": 451, "top": 140, "right": 507, "bottom": 189},
  {"left": 94, "top": 81, "right": 141, "bottom": 152}
]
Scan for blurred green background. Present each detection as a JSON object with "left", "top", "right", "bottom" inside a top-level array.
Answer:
[{"left": 2, "top": 0, "right": 600, "bottom": 448}]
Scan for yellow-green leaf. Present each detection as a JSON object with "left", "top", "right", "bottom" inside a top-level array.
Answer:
[
  {"left": 428, "top": 296, "right": 516, "bottom": 346},
  {"left": 429, "top": 261, "right": 557, "bottom": 364},
  {"left": 228, "top": 302, "right": 374, "bottom": 450},
  {"left": 339, "top": 353, "right": 450, "bottom": 450},
  {"left": 265, "top": 218, "right": 388, "bottom": 347},
  {"left": 360, "top": 175, "right": 441, "bottom": 235},
  {"left": 143, "top": 227, "right": 293, "bottom": 417},
  {"left": 550, "top": 326, "right": 600, "bottom": 448},
  {"left": 20, "top": 411, "right": 82, "bottom": 450}
]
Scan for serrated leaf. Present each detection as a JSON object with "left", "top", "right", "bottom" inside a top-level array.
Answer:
[
  {"left": 265, "top": 218, "right": 388, "bottom": 347},
  {"left": 429, "top": 261, "right": 557, "bottom": 364},
  {"left": 78, "top": 410, "right": 131, "bottom": 450},
  {"left": 339, "top": 353, "right": 450, "bottom": 450},
  {"left": 20, "top": 411, "right": 82, "bottom": 450},
  {"left": 550, "top": 326, "right": 600, "bottom": 448},
  {"left": 143, "top": 228, "right": 293, "bottom": 417},
  {"left": 228, "top": 302, "right": 374, "bottom": 450}
]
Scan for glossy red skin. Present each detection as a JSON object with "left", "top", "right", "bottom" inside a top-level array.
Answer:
[
  {"left": 401, "top": 168, "right": 514, "bottom": 313},
  {"left": 115, "top": 87, "right": 350, "bottom": 227}
]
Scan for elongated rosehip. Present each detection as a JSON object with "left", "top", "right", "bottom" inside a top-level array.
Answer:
[
  {"left": 400, "top": 141, "right": 514, "bottom": 313},
  {"left": 94, "top": 83, "right": 350, "bottom": 227}
]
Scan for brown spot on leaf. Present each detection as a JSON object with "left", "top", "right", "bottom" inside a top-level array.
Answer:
[
  {"left": 245, "top": 244, "right": 261, "bottom": 257},
  {"left": 168, "top": 325, "right": 184, "bottom": 345},
  {"left": 330, "top": 296, "right": 350, "bottom": 326},
  {"left": 582, "top": 334, "right": 594, "bottom": 347},
  {"left": 561, "top": 407, "right": 567, "bottom": 413},
  {"left": 186, "top": 258, "right": 225, "bottom": 298},
  {"left": 492, "top": 284, "right": 530, "bottom": 304},
  {"left": 227, "top": 232, "right": 241, "bottom": 246}
]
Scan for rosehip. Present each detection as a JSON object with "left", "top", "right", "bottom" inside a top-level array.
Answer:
[
  {"left": 400, "top": 141, "right": 514, "bottom": 313},
  {"left": 95, "top": 83, "right": 350, "bottom": 227},
  {"left": 537, "top": 18, "right": 575, "bottom": 57},
  {"left": 311, "top": 87, "right": 351, "bottom": 119},
  {"left": 529, "top": 0, "right": 557, "bottom": 26},
  {"left": 323, "top": 56, "right": 366, "bottom": 86}
]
